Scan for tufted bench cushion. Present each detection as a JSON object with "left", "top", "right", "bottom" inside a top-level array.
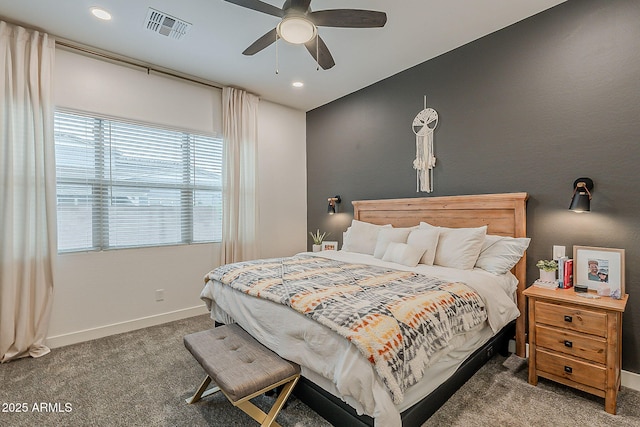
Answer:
[
  {"left": 184, "top": 324, "right": 300, "bottom": 402},
  {"left": 184, "top": 324, "right": 300, "bottom": 427}
]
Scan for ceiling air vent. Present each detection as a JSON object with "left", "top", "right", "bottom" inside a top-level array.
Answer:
[{"left": 145, "top": 8, "right": 191, "bottom": 40}]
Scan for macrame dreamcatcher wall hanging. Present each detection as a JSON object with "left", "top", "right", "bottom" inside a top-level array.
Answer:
[{"left": 412, "top": 96, "right": 438, "bottom": 193}]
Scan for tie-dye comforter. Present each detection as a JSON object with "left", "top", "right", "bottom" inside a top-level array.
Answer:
[{"left": 206, "top": 254, "right": 487, "bottom": 404}]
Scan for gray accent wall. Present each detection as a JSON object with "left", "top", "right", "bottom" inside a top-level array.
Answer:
[{"left": 306, "top": 0, "right": 640, "bottom": 373}]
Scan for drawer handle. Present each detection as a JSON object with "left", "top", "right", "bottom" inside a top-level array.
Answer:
[
  {"left": 564, "top": 366, "right": 573, "bottom": 374},
  {"left": 564, "top": 340, "right": 573, "bottom": 348},
  {"left": 564, "top": 315, "right": 573, "bottom": 323}
]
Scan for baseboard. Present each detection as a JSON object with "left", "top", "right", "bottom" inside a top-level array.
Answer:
[
  {"left": 622, "top": 369, "right": 640, "bottom": 392},
  {"left": 46, "top": 305, "right": 210, "bottom": 349},
  {"left": 507, "top": 339, "right": 529, "bottom": 357}
]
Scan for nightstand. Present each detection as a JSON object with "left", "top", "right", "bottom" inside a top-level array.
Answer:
[{"left": 523, "top": 286, "right": 628, "bottom": 414}]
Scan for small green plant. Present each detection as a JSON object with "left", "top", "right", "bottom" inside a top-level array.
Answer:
[
  {"left": 309, "top": 229, "right": 330, "bottom": 245},
  {"left": 536, "top": 259, "right": 558, "bottom": 272}
]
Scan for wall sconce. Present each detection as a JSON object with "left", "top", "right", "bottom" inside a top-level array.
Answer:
[
  {"left": 327, "top": 196, "right": 341, "bottom": 214},
  {"left": 569, "top": 177, "right": 594, "bottom": 212}
]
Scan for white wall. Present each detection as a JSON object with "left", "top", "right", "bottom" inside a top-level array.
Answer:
[
  {"left": 257, "top": 101, "right": 307, "bottom": 258},
  {"left": 54, "top": 49, "right": 221, "bottom": 135},
  {"left": 47, "top": 49, "right": 306, "bottom": 347}
]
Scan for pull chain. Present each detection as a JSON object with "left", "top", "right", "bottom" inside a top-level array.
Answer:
[
  {"left": 316, "top": 33, "right": 319, "bottom": 71},
  {"left": 275, "top": 33, "right": 279, "bottom": 75}
]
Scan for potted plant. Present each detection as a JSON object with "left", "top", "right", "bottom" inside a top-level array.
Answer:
[
  {"left": 536, "top": 259, "right": 558, "bottom": 282},
  {"left": 309, "top": 229, "right": 329, "bottom": 252}
]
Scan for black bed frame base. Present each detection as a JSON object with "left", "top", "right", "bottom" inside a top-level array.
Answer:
[{"left": 293, "top": 322, "right": 514, "bottom": 427}]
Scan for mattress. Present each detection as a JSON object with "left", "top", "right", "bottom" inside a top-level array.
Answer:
[{"left": 200, "top": 250, "right": 520, "bottom": 427}]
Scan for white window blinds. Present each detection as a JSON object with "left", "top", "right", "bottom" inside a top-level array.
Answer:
[{"left": 55, "top": 111, "right": 222, "bottom": 252}]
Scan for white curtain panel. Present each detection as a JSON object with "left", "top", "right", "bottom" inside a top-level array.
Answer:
[
  {"left": 219, "top": 87, "right": 260, "bottom": 264},
  {"left": 0, "top": 22, "right": 56, "bottom": 362}
]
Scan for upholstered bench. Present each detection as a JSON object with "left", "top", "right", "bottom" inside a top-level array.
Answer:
[{"left": 184, "top": 324, "right": 300, "bottom": 427}]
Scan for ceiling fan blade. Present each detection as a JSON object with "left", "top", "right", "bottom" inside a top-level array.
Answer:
[
  {"left": 304, "top": 35, "right": 335, "bottom": 70},
  {"left": 310, "top": 10, "right": 387, "bottom": 28},
  {"left": 223, "top": 0, "right": 284, "bottom": 18},
  {"left": 242, "top": 28, "right": 278, "bottom": 55},
  {"left": 288, "top": 0, "right": 312, "bottom": 12}
]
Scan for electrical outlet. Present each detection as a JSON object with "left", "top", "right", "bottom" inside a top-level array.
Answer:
[
  {"left": 155, "top": 289, "right": 164, "bottom": 302},
  {"left": 553, "top": 245, "right": 566, "bottom": 259}
]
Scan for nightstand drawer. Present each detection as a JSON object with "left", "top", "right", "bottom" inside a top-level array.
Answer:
[
  {"left": 535, "top": 324, "right": 607, "bottom": 364},
  {"left": 535, "top": 301, "right": 606, "bottom": 337},
  {"left": 536, "top": 348, "right": 606, "bottom": 391}
]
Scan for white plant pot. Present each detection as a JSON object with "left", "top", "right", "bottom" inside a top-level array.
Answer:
[
  {"left": 312, "top": 244, "right": 322, "bottom": 252},
  {"left": 539, "top": 269, "right": 556, "bottom": 282}
]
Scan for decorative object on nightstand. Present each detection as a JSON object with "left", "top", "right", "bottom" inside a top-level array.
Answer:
[
  {"left": 532, "top": 279, "right": 557, "bottom": 289},
  {"left": 573, "top": 246, "right": 624, "bottom": 299},
  {"left": 523, "top": 286, "right": 628, "bottom": 414},
  {"left": 557, "top": 258, "right": 573, "bottom": 289},
  {"left": 321, "top": 241, "right": 338, "bottom": 251},
  {"left": 309, "top": 229, "right": 329, "bottom": 252},
  {"left": 536, "top": 259, "right": 558, "bottom": 283},
  {"left": 574, "top": 284, "right": 588, "bottom": 293}
]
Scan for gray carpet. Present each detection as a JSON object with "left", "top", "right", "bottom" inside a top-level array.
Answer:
[
  {"left": 1, "top": 315, "right": 639, "bottom": 426},
  {"left": 424, "top": 353, "right": 640, "bottom": 427}
]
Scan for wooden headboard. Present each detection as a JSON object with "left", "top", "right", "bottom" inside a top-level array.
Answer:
[{"left": 352, "top": 192, "right": 529, "bottom": 357}]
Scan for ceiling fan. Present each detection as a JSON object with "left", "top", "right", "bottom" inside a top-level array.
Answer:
[{"left": 223, "top": 0, "right": 388, "bottom": 70}]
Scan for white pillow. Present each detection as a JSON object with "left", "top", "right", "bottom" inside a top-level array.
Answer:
[
  {"left": 342, "top": 220, "right": 391, "bottom": 255},
  {"left": 342, "top": 228, "right": 350, "bottom": 248},
  {"left": 373, "top": 228, "right": 412, "bottom": 258},
  {"left": 406, "top": 228, "right": 440, "bottom": 265},
  {"left": 381, "top": 242, "right": 426, "bottom": 267},
  {"left": 475, "top": 235, "right": 531, "bottom": 275},
  {"left": 420, "top": 222, "right": 487, "bottom": 269}
]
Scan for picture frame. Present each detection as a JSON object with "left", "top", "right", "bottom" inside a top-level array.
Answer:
[
  {"left": 573, "top": 246, "right": 625, "bottom": 297},
  {"left": 321, "top": 241, "right": 338, "bottom": 251}
]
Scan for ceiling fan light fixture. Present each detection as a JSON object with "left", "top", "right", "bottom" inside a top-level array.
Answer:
[
  {"left": 225, "top": 0, "right": 387, "bottom": 70},
  {"left": 277, "top": 16, "right": 316, "bottom": 44}
]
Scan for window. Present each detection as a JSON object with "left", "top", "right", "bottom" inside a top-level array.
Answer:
[{"left": 55, "top": 111, "right": 222, "bottom": 252}]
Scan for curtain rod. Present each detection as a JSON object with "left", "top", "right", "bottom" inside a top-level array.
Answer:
[{"left": 55, "top": 39, "right": 223, "bottom": 91}]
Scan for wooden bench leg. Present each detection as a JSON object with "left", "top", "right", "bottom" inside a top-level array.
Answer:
[{"left": 186, "top": 375, "right": 221, "bottom": 404}]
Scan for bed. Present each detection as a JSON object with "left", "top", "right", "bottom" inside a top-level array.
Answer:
[{"left": 200, "top": 192, "right": 529, "bottom": 426}]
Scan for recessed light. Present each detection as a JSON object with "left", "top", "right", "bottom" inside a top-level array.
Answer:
[
  {"left": 90, "top": 7, "right": 112, "bottom": 21},
  {"left": 292, "top": 81, "right": 304, "bottom": 88}
]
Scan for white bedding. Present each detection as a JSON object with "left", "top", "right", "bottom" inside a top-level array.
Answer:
[{"left": 200, "top": 250, "right": 520, "bottom": 427}]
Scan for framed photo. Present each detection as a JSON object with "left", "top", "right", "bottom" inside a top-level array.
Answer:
[
  {"left": 321, "top": 241, "right": 338, "bottom": 251},
  {"left": 573, "top": 246, "right": 625, "bottom": 296}
]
